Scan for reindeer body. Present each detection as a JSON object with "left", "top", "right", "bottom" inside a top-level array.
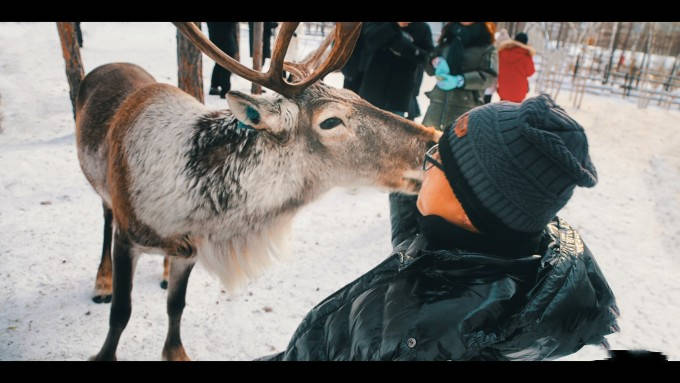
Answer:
[{"left": 76, "top": 61, "right": 438, "bottom": 360}]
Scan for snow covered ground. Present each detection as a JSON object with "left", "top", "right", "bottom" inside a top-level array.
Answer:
[{"left": 1, "top": 22, "right": 679, "bottom": 361}]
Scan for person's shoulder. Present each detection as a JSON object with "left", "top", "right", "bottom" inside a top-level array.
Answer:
[
  {"left": 411, "top": 22, "right": 432, "bottom": 31},
  {"left": 499, "top": 40, "right": 535, "bottom": 56}
]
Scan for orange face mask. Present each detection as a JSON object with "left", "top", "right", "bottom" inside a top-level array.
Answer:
[{"left": 416, "top": 156, "right": 480, "bottom": 234}]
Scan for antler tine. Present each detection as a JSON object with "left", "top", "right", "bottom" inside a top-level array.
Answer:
[
  {"left": 286, "top": 22, "right": 362, "bottom": 93},
  {"left": 266, "top": 22, "right": 299, "bottom": 82},
  {"left": 174, "top": 22, "right": 301, "bottom": 98},
  {"left": 298, "top": 30, "right": 334, "bottom": 70},
  {"left": 174, "top": 22, "right": 362, "bottom": 98}
]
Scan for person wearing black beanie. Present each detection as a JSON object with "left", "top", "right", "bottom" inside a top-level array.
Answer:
[
  {"left": 514, "top": 32, "right": 529, "bottom": 45},
  {"left": 259, "top": 95, "right": 619, "bottom": 361},
  {"left": 497, "top": 32, "right": 536, "bottom": 102}
]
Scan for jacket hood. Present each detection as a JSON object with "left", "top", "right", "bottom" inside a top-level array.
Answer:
[{"left": 498, "top": 39, "right": 536, "bottom": 56}]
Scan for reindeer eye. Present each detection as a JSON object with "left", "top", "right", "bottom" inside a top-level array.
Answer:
[{"left": 319, "top": 117, "right": 343, "bottom": 130}]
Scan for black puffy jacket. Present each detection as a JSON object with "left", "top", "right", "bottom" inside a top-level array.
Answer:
[{"left": 260, "top": 217, "right": 618, "bottom": 361}]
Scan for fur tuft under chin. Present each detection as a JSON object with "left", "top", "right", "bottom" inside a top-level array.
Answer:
[{"left": 194, "top": 215, "right": 293, "bottom": 292}]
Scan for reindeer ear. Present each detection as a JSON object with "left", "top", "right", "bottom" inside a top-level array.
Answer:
[{"left": 226, "top": 91, "right": 296, "bottom": 136}]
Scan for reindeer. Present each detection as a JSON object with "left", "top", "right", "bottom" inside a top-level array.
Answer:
[{"left": 75, "top": 22, "right": 441, "bottom": 361}]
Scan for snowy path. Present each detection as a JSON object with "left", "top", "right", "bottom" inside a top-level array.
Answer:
[{"left": 1, "top": 22, "right": 679, "bottom": 361}]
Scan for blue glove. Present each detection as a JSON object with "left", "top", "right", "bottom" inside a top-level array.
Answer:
[
  {"left": 432, "top": 56, "right": 450, "bottom": 76},
  {"left": 432, "top": 57, "right": 464, "bottom": 90},
  {"left": 436, "top": 74, "right": 464, "bottom": 90}
]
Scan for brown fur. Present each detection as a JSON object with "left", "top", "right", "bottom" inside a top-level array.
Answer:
[
  {"left": 106, "top": 84, "right": 191, "bottom": 249},
  {"left": 78, "top": 60, "right": 441, "bottom": 360},
  {"left": 76, "top": 63, "right": 155, "bottom": 154}
]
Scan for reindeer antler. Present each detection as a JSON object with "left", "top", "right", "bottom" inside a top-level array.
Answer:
[{"left": 173, "top": 22, "right": 362, "bottom": 98}]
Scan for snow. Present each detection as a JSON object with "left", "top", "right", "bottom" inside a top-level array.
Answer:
[{"left": 1, "top": 22, "right": 679, "bottom": 361}]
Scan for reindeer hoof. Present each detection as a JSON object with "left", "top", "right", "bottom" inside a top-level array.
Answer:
[
  {"left": 162, "top": 346, "right": 191, "bottom": 361},
  {"left": 89, "top": 353, "right": 116, "bottom": 361},
  {"left": 92, "top": 294, "right": 112, "bottom": 304},
  {"left": 160, "top": 280, "right": 168, "bottom": 289}
]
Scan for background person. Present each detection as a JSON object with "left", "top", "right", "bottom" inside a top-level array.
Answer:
[
  {"left": 357, "top": 22, "right": 433, "bottom": 117},
  {"left": 497, "top": 32, "right": 536, "bottom": 103},
  {"left": 422, "top": 22, "right": 498, "bottom": 130},
  {"left": 341, "top": 29, "right": 367, "bottom": 93},
  {"left": 207, "top": 22, "right": 238, "bottom": 98}
]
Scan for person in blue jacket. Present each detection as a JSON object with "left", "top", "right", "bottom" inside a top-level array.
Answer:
[{"left": 260, "top": 94, "right": 619, "bottom": 361}]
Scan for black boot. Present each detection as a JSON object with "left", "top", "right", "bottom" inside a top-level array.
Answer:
[{"left": 209, "top": 86, "right": 221, "bottom": 96}]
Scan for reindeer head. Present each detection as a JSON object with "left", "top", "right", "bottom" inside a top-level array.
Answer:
[
  {"left": 225, "top": 85, "right": 438, "bottom": 194},
  {"left": 175, "top": 22, "right": 440, "bottom": 194}
]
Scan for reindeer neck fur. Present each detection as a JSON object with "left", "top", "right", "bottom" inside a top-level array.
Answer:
[{"left": 124, "top": 95, "right": 325, "bottom": 290}]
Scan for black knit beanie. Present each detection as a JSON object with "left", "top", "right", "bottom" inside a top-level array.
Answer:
[{"left": 437, "top": 94, "right": 597, "bottom": 239}]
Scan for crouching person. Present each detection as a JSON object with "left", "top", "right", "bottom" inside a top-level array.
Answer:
[{"left": 261, "top": 94, "right": 619, "bottom": 361}]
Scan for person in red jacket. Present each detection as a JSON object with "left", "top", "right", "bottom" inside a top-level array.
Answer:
[{"left": 497, "top": 32, "right": 535, "bottom": 103}]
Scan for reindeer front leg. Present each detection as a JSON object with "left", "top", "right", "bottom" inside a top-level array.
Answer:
[
  {"left": 161, "top": 255, "right": 171, "bottom": 290},
  {"left": 90, "top": 229, "right": 139, "bottom": 361},
  {"left": 92, "top": 203, "right": 114, "bottom": 303},
  {"left": 161, "top": 255, "right": 196, "bottom": 361}
]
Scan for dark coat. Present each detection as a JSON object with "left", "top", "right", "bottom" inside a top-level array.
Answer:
[
  {"left": 207, "top": 22, "right": 238, "bottom": 56},
  {"left": 207, "top": 22, "right": 238, "bottom": 92},
  {"left": 358, "top": 22, "right": 434, "bottom": 113},
  {"left": 341, "top": 28, "right": 366, "bottom": 93},
  {"left": 260, "top": 217, "right": 618, "bottom": 361}
]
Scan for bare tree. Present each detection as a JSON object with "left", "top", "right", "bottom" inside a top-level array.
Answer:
[
  {"left": 176, "top": 22, "right": 203, "bottom": 103},
  {"left": 56, "top": 22, "right": 85, "bottom": 119}
]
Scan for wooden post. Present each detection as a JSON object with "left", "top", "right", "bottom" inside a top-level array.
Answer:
[
  {"left": 177, "top": 21, "right": 204, "bottom": 104},
  {"left": 234, "top": 22, "right": 241, "bottom": 62},
  {"left": 56, "top": 22, "right": 85, "bottom": 120},
  {"left": 251, "top": 22, "right": 264, "bottom": 94}
]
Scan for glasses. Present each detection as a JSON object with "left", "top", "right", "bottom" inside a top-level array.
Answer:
[{"left": 423, "top": 144, "right": 444, "bottom": 171}]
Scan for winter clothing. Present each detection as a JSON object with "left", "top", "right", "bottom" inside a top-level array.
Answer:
[
  {"left": 422, "top": 23, "right": 498, "bottom": 130},
  {"left": 207, "top": 22, "right": 238, "bottom": 97},
  {"left": 260, "top": 216, "right": 618, "bottom": 361},
  {"left": 440, "top": 22, "right": 494, "bottom": 76},
  {"left": 388, "top": 192, "right": 420, "bottom": 247},
  {"left": 432, "top": 57, "right": 465, "bottom": 90},
  {"left": 439, "top": 94, "right": 597, "bottom": 236},
  {"left": 407, "top": 68, "right": 425, "bottom": 120},
  {"left": 341, "top": 27, "right": 367, "bottom": 93},
  {"left": 497, "top": 39, "right": 536, "bottom": 103},
  {"left": 358, "top": 22, "right": 434, "bottom": 114}
]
